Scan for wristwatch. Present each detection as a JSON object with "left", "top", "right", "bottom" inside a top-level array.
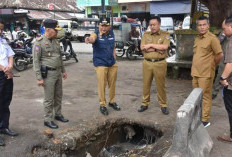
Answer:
[{"left": 220, "top": 76, "right": 227, "bottom": 81}]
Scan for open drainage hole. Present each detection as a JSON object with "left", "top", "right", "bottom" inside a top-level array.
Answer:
[{"left": 67, "top": 123, "right": 163, "bottom": 157}]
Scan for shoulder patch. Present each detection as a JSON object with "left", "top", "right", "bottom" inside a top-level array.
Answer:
[
  {"left": 36, "top": 37, "right": 43, "bottom": 41},
  {"left": 34, "top": 45, "right": 41, "bottom": 53}
]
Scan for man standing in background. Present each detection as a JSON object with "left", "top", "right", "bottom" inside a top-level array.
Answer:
[{"left": 191, "top": 16, "right": 223, "bottom": 127}]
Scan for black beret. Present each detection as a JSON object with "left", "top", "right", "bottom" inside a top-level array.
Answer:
[
  {"left": 43, "top": 19, "right": 62, "bottom": 31},
  {"left": 99, "top": 17, "right": 110, "bottom": 26}
]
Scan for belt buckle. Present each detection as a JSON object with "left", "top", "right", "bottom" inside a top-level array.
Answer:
[{"left": 151, "top": 59, "right": 156, "bottom": 62}]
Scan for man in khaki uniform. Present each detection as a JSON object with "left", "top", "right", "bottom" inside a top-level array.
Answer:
[
  {"left": 138, "top": 16, "right": 170, "bottom": 115},
  {"left": 191, "top": 16, "right": 223, "bottom": 127},
  {"left": 33, "top": 19, "right": 69, "bottom": 129}
]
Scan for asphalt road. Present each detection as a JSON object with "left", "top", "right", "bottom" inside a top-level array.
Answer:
[{"left": 0, "top": 42, "right": 231, "bottom": 157}]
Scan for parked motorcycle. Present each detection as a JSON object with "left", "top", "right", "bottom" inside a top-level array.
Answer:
[
  {"left": 59, "top": 31, "right": 78, "bottom": 62},
  {"left": 9, "top": 30, "right": 36, "bottom": 71},
  {"left": 125, "top": 38, "right": 143, "bottom": 60},
  {"left": 115, "top": 38, "right": 143, "bottom": 60},
  {"left": 115, "top": 41, "right": 126, "bottom": 57},
  {"left": 167, "top": 36, "right": 176, "bottom": 57},
  {"left": 12, "top": 48, "right": 33, "bottom": 71}
]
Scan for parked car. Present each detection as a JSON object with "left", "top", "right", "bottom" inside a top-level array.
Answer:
[
  {"left": 182, "top": 16, "right": 190, "bottom": 29},
  {"left": 160, "top": 17, "right": 174, "bottom": 35}
]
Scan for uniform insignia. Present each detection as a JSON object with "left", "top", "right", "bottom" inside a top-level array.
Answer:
[
  {"left": 166, "top": 35, "right": 170, "bottom": 40},
  {"left": 34, "top": 45, "right": 40, "bottom": 53},
  {"left": 36, "top": 37, "right": 43, "bottom": 41}
]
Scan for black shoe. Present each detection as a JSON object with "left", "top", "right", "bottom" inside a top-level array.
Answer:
[
  {"left": 0, "top": 128, "right": 18, "bottom": 136},
  {"left": 161, "top": 107, "right": 169, "bottom": 115},
  {"left": 109, "top": 102, "right": 121, "bottom": 111},
  {"left": 44, "top": 121, "right": 58, "bottom": 129},
  {"left": 55, "top": 116, "right": 69, "bottom": 123},
  {"left": 100, "top": 106, "right": 109, "bottom": 115},
  {"left": 212, "top": 94, "right": 217, "bottom": 100},
  {"left": 0, "top": 137, "right": 5, "bottom": 146},
  {"left": 138, "top": 105, "right": 148, "bottom": 112}
]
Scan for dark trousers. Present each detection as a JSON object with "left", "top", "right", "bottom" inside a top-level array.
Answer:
[
  {"left": 0, "top": 71, "right": 13, "bottom": 129},
  {"left": 60, "top": 38, "right": 73, "bottom": 52},
  {"left": 223, "top": 87, "right": 232, "bottom": 138}
]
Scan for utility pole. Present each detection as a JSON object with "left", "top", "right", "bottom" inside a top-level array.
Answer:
[{"left": 101, "top": 0, "right": 105, "bottom": 17}]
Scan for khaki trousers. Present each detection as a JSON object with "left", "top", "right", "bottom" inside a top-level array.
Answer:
[
  {"left": 43, "top": 69, "right": 63, "bottom": 122},
  {"left": 192, "top": 76, "right": 214, "bottom": 122},
  {"left": 142, "top": 60, "right": 167, "bottom": 107},
  {"left": 95, "top": 64, "right": 118, "bottom": 107}
]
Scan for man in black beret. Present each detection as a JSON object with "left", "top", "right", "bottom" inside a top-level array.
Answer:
[{"left": 33, "top": 19, "right": 68, "bottom": 129}]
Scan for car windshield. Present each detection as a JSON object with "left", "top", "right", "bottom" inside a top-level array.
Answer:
[
  {"left": 161, "top": 18, "right": 173, "bottom": 27},
  {"left": 59, "top": 22, "right": 68, "bottom": 28},
  {"left": 183, "top": 17, "right": 190, "bottom": 26}
]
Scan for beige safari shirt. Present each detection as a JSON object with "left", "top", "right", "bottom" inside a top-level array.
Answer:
[
  {"left": 191, "top": 31, "right": 222, "bottom": 77},
  {"left": 33, "top": 35, "right": 65, "bottom": 80},
  {"left": 141, "top": 30, "right": 170, "bottom": 59}
]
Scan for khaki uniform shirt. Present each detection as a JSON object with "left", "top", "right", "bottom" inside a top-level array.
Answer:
[
  {"left": 191, "top": 31, "right": 222, "bottom": 77},
  {"left": 223, "top": 37, "right": 232, "bottom": 90},
  {"left": 141, "top": 30, "right": 170, "bottom": 59},
  {"left": 33, "top": 35, "right": 65, "bottom": 80}
]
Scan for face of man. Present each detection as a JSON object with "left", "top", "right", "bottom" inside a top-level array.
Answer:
[
  {"left": 149, "top": 19, "right": 160, "bottom": 33},
  {"left": 222, "top": 20, "right": 232, "bottom": 37},
  {"left": 99, "top": 24, "right": 110, "bottom": 34},
  {"left": 197, "top": 19, "right": 209, "bottom": 35},
  {"left": 46, "top": 28, "right": 58, "bottom": 39}
]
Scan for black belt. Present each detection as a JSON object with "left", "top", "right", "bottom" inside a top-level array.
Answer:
[
  {"left": 145, "top": 58, "right": 165, "bottom": 62},
  {"left": 46, "top": 67, "right": 57, "bottom": 71}
]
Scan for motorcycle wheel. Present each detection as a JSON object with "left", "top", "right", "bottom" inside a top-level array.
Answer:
[
  {"left": 13, "top": 56, "right": 27, "bottom": 71},
  {"left": 126, "top": 46, "right": 137, "bottom": 60},
  {"left": 167, "top": 47, "right": 176, "bottom": 57},
  {"left": 115, "top": 48, "right": 125, "bottom": 57}
]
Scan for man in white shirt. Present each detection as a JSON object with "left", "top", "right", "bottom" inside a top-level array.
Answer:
[
  {"left": 0, "top": 22, "right": 18, "bottom": 146},
  {"left": 12, "top": 27, "right": 18, "bottom": 40}
]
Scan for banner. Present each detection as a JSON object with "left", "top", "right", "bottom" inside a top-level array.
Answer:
[{"left": 77, "top": 0, "right": 109, "bottom": 6}]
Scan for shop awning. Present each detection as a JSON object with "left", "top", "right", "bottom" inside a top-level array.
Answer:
[
  {"left": 150, "top": 0, "right": 191, "bottom": 15},
  {"left": 27, "top": 10, "right": 53, "bottom": 20}
]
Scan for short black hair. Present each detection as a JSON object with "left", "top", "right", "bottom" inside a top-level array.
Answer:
[
  {"left": 197, "top": 16, "right": 209, "bottom": 24},
  {"left": 225, "top": 15, "right": 232, "bottom": 25},
  {"left": 150, "top": 16, "right": 161, "bottom": 24}
]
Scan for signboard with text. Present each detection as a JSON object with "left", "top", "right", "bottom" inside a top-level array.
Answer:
[{"left": 77, "top": 0, "right": 109, "bottom": 6}]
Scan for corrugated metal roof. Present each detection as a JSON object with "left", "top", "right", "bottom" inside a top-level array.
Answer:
[
  {"left": 0, "top": 0, "right": 83, "bottom": 12},
  {"left": 27, "top": 10, "right": 76, "bottom": 20}
]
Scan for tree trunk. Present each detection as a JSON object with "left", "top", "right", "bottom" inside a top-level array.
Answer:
[{"left": 199, "top": 0, "right": 232, "bottom": 28}]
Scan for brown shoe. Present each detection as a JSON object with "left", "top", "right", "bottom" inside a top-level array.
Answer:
[{"left": 217, "top": 135, "right": 232, "bottom": 143}]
